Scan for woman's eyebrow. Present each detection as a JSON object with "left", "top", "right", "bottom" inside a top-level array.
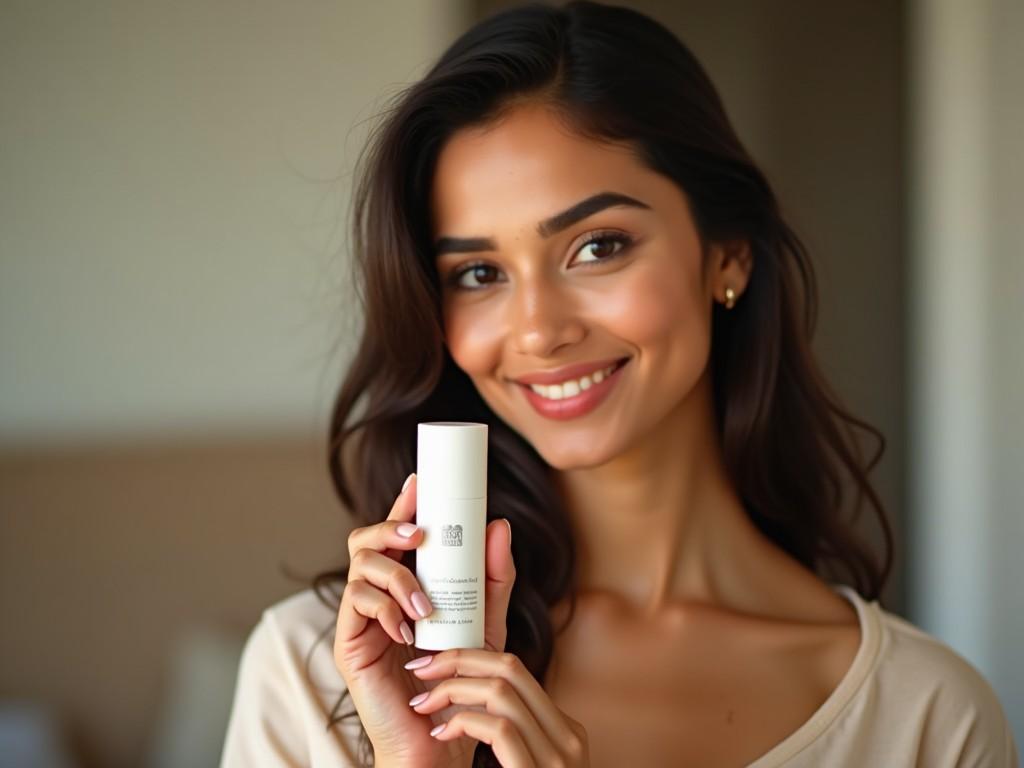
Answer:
[{"left": 433, "top": 191, "right": 651, "bottom": 257}]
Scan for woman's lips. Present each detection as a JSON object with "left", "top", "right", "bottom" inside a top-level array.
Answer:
[{"left": 517, "top": 358, "right": 630, "bottom": 421}]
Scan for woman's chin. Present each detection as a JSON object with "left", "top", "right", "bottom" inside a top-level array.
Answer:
[{"left": 533, "top": 439, "right": 621, "bottom": 472}]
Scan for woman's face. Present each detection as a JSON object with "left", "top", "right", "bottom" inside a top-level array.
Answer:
[{"left": 430, "top": 104, "right": 745, "bottom": 469}]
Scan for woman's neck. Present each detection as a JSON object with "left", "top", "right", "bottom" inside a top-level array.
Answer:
[{"left": 553, "top": 367, "right": 775, "bottom": 619}]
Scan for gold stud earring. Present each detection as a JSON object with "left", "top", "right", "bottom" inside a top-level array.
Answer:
[{"left": 724, "top": 286, "right": 736, "bottom": 309}]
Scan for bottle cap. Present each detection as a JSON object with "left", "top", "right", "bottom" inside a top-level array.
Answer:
[{"left": 417, "top": 422, "right": 488, "bottom": 499}]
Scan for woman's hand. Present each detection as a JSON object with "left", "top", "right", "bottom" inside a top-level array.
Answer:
[
  {"left": 404, "top": 647, "right": 590, "bottom": 767},
  {"left": 332, "top": 473, "right": 521, "bottom": 768}
]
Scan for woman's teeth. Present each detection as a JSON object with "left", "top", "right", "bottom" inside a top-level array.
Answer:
[{"left": 529, "top": 362, "right": 619, "bottom": 400}]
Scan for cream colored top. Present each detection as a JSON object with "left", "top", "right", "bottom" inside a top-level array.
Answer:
[{"left": 220, "top": 583, "right": 1019, "bottom": 767}]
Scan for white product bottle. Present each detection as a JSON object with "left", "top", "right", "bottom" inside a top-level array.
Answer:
[{"left": 414, "top": 421, "right": 488, "bottom": 650}]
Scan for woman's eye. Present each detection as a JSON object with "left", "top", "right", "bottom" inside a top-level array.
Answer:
[
  {"left": 448, "top": 263, "right": 502, "bottom": 290},
  {"left": 445, "top": 232, "right": 633, "bottom": 291},
  {"left": 571, "top": 233, "right": 633, "bottom": 266}
]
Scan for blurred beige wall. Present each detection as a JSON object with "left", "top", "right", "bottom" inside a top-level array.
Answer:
[
  {"left": 0, "top": 438, "right": 345, "bottom": 766},
  {"left": 0, "top": 0, "right": 468, "bottom": 447},
  {"left": 0, "top": 1, "right": 470, "bottom": 766}
]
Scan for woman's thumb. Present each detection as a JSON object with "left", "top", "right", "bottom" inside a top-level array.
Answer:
[{"left": 483, "top": 518, "right": 515, "bottom": 651}]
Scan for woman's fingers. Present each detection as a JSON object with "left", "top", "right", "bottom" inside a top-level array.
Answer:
[
  {"left": 483, "top": 518, "right": 515, "bottom": 653},
  {"left": 346, "top": 516, "right": 423, "bottom": 562},
  {"left": 347, "top": 473, "right": 420, "bottom": 562},
  {"left": 346, "top": 547, "right": 433, "bottom": 628},
  {"left": 386, "top": 472, "right": 417, "bottom": 524},
  {"left": 409, "top": 649, "right": 577, "bottom": 747},
  {"left": 409, "top": 676, "right": 561, "bottom": 766},
  {"left": 336, "top": 473, "right": 435, "bottom": 650},
  {"left": 337, "top": 578, "right": 413, "bottom": 646},
  {"left": 427, "top": 709, "right": 534, "bottom": 768}
]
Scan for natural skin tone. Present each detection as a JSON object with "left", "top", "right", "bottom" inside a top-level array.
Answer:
[
  {"left": 335, "top": 102, "right": 861, "bottom": 767},
  {"left": 334, "top": 473, "right": 537, "bottom": 768}
]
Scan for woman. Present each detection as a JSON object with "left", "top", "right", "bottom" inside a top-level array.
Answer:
[{"left": 221, "top": 2, "right": 1018, "bottom": 766}]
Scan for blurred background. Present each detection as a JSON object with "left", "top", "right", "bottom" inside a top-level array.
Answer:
[{"left": 0, "top": 0, "right": 1020, "bottom": 765}]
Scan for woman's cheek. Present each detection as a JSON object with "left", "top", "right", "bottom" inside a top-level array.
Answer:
[
  {"left": 443, "top": 300, "right": 504, "bottom": 378},
  {"left": 444, "top": 300, "right": 525, "bottom": 427},
  {"left": 596, "top": 260, "right": 712, "bottom": 410},
  {"left": 591, "top": 262, "right": 697, "bottom": 348}
]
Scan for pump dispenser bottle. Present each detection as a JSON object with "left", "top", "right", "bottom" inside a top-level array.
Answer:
[{"left": 414, "top": 421, "right": 488, "bottom": 650}]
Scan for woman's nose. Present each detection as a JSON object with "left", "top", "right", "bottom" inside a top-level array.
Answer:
[{"left": 509, "top": 276, "right": 585, "bottom": 358}]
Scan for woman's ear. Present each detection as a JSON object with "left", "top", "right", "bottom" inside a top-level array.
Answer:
[{"left": 710, "top": 238, "right": 754, "bottom": 301}]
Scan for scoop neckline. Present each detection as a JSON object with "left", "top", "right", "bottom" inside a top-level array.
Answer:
[{"left": 744, "top": 582, "right": 883, "bottom": 767}]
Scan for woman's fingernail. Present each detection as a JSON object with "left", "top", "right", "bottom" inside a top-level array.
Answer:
[
  {"left": 402, "top": 473, "right": 415, "bottom": 493},
  {"left": 397, "top": 523, "right": 418, "bottom": 538},
  {"left": 408, "top": 692, "right": 429, "bottom": 707},
  {"left": 411, "top": 591, "right": 432, "bottom": 618},
  {"left": 503, "top": 518, "right": 512, "bottom": 547},
  {"left": 399, "top": 621, "right": 414, "bottom": 645},
  {"left": 430, "top": 722, "right": 447, "bottom": 737},
  {"left": 404, "top": 654, "right": 434, "bottom": 670}
]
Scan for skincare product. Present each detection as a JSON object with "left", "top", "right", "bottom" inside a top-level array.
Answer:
[{"left": 414, "top": 421, "right": 487, "bottom": 650}]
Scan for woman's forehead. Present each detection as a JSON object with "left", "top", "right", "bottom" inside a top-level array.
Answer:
[
  {"left": 430, "top": 118, "right": 664, "bottom": 240},
  {"left": 433, "top": 107, "right": 637, "bottom": 198}
]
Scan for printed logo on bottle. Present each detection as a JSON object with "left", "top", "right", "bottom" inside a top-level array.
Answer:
[{"left": 442, "top": 524, "right": 463, "bottom": 547}]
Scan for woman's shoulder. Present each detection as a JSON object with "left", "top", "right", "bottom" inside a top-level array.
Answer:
[
  {"left": 258, "top": 583, "right": 343, "bottom": 644},
  {"left": 829, "top": 585, "right": 1005, "bottom": 709},
  {"left": 221, "top": 582, "right": 360, "bottom": 767},
  {"left": 860, "top": 597, "right": 1019, "bottom": 764},
  {"left": 232, "top": 581, "right": 347, "bottom": 693},
  {"left": 240, "top": 582, "right": 349, "bottom": 696},
  {"left": 755, "top": 586, "right": 1018, "bottom": 767},
  {"left": 874, "top": 603, "right": 1004, "bottom": 702}
]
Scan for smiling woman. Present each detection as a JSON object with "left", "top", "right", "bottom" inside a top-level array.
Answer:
[
  {"left": 219, "top": 2, "right": 1018, "bottom": 767},
  {"left": 429, "top": 112, "right": 738, "bottom": 458}
]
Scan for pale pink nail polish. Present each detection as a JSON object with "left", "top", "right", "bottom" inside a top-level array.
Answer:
[
  {"left": 430, "top": 722, "right": 447, "bottom": 737},
  {"left": 404, "top": 654, "right": 434, "bottom": 670},
  {"left": 408, "top": 692, "right": 428, "bottom": 707},
  {"left": 411, "top": 590, "right": 432, "bottom": 618},
  {"left": 399, "top": 622, "right": 414, "bottom": 645}
]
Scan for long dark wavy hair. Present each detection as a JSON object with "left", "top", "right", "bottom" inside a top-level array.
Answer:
[{"left": 304, "top": 1, "right": 894, "bottom": 765}]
